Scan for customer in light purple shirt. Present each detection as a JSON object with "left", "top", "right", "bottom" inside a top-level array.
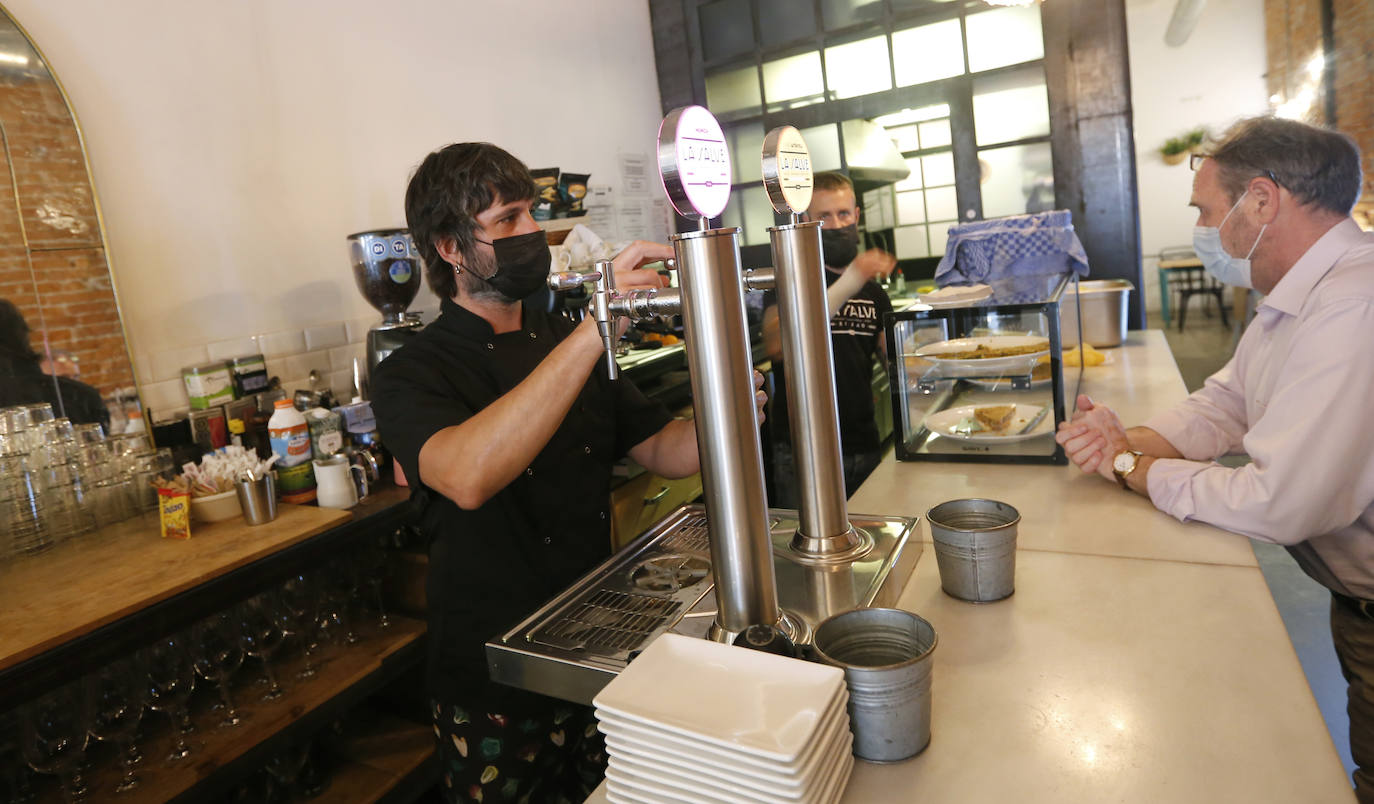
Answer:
[{"left": 1056, "top": 115, "right": 1374, "bottom": 801}]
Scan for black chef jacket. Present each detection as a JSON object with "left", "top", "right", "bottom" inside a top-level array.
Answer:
[
  {"left": 766, "top": 270, "right": 892, "bottom": 457},
  {"left": 371, "top": 297, "right": 672, "bottom": 706}
]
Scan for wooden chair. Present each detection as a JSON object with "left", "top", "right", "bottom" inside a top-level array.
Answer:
[{"left": 1172, "top": 264, "right": 1229, "bottom": 331}]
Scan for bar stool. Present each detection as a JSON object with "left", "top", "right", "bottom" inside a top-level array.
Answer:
[{"left": 1172, "top": 264, "right": 1229, "bottom": 331}]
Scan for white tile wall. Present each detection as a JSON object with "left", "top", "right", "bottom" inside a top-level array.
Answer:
[
  {"left": 304, "top": 322, "right": 347, "bottom": 352},
  {"left": 206, "top": 336, "right": 261, "bottom": 362},
  {"left": 135, "top": 321, "right": 377, "bottom": 422}
]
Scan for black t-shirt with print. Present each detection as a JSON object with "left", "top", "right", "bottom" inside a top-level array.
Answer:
[
  {"left": 371, "top": 297, "right": 672, "bottom": 706},
  {"left": 768, "top": 269, "right": 892, "bottom": 457}
]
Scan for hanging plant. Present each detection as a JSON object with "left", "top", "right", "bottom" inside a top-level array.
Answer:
[{"left": 1160, "top": 127, "right": 1208, "bottom": 165}]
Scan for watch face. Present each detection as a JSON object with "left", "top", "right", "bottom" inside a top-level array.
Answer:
[{"left": 1113, "top": 451, "right": 1135, "bottom": 474}]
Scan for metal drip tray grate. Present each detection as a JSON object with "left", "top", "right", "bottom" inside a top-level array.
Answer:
[
  {"left": 659, "top": 515, "right": 710, "bottom": 554},
  {"left": 531, "top": 589, "right": 682, "bottom": 655}
]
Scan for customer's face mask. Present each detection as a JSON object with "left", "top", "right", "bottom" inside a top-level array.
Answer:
[
  {"left": 820, "top": 224, "right": 860, "bottom": 269},
  {"left": 1192, "top": 190, "right": 1265, "bottom": 289},
  {"left": 469, "top": 229, "right": 552, "bottom": 302}
]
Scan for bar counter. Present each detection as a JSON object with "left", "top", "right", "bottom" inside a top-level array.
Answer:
[{"left": 590, "top": 330, "right": 1355, "bottom": 803}]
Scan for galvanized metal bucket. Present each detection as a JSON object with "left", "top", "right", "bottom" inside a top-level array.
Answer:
[
  {"left": 812, "top": 607, "right": 937, "bottom": 763},
  {"left": 927, "top": 498, "right": 1019, "bottom": 602}
]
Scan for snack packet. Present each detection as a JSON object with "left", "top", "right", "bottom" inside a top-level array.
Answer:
[
  {"left": 531, "top": 167, "right": 559, "bottom": 221},
  {"left": 158, "top": 487, "right": 191, "bottom": 539},
  {"left": 557, "top": 172, "right": 590, "bottom": 217}
]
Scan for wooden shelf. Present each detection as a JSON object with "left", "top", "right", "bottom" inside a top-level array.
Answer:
[
  {"left": 0, "top": 484, "right": 414, "bottom": 711},
  {"left": 34, "top": 615, "right": 426, "bottom": 803},
  {"left": 316, "top": 711, "right": 437, "bottom": 803}
]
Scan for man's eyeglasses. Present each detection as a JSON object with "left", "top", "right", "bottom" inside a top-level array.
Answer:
[{"left": 1191, "top": 152, "right": 1280, "bottom": 187}]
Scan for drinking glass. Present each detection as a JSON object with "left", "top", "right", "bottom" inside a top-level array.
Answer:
[
  {"left": 263, "top": 740, "right": 311, "bottom": 797},
  {"left": 236, "top": 594, "right": 288, "bottom": 700},
  {"left": 360, "top": 542, "right": 392, "bottom": 629},
  {"left": 190, "top": 613, "right": 246, "bottom": 727},
  {"left": 143, "top": 636, "right": 196, "bottom": 762},
  {"left": 278, "top": 573, "right": 324, "bottom": 679},
  {"left": 324, "top": 558, "right": 362, "bottom": 645},
  {"left": 85, "top": 656, "right": 147, "bottom": 792},
  {"left": 19, "top": 682, "right": 92, "bottom": 802},
  {"left": 1, "top": 454, "right": 51, "bottom": 558}
]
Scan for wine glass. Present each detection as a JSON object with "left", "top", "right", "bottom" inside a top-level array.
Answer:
[
  {"left": 143, "top": 636, "right": 196, "bottom": 762},
  {"left": 236, "top": 594, "right": 288, "bottom": 701},
  {"left": 189, "top": 612, "right": 246, "bottom": 727},
  {"left": 263, "top": 739, "right": 311, "bottom": 798},
  {"left": 360, "top": 541, "right": 392, "bottom": 629},
  {"left": 278, "top": 573, "right": 324, "bottom": 679},
  {"left": 19, "top": 681, "right": 92, "bottom": 802},
  {"left": 85, "top": 656, "right": 147, "bottom": 792},
  {"left": 322, "top": 561, "right": 361, "bottom": 645}
]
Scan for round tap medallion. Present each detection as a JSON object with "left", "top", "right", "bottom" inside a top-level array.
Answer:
[
  {"left": 656, "top": 105, "right": 732, "bottom": 220},
  {"left": 761, "top": 126, "right": 813, "bottom": 215}
]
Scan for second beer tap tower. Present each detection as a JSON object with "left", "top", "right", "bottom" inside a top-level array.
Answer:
[{"left": 487, "top": 107, "right": 920, "bottom": 703}]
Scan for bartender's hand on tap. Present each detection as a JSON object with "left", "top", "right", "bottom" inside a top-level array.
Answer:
[
  {"left": 612, "top": 240, "right": 675, "bottom": 291},
  {"left": 1055, "top": 394, "right": 1129, "bottom": 480},
  {"left": 851, "top": 249, "right": 897, "bottom": 282}
]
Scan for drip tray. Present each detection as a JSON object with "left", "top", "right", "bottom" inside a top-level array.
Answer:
[{"left": 487, "top": 504, "right": 920, "bottom": 705}]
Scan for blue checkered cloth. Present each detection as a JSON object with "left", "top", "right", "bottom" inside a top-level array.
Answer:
[{"left": 934, "top": 210, "right": 1089, "bottom": 285}]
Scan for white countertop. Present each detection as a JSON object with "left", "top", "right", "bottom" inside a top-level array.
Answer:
[{"left": 588, "top": 330, "right": 1354, "bottom": 803}]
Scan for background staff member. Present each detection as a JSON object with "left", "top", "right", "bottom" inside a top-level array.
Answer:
[
  {"left": 762, "top": 171, "right": 895, "bottom": 507},
  {"left": 371, "top": 142, "right": 762, "bottom": 803},
  {"left": 1053, "top": 116, "right": 1374, "bottom": 801}
]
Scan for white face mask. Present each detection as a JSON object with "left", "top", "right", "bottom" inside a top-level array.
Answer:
[{"left": 1192, "top": 190, "right": 1266, "bottom": 289}]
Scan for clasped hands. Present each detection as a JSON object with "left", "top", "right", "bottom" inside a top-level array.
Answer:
[{"left": 1055, "top": 394, "right": 1130, "bottom": 482}]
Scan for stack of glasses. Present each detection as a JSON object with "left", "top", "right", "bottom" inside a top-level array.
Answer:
[
  {"left": 0, "top": 404, "right": 174, "bottom": 561},
  {"left": 593, "top": 633, "right": 854, "bottom": 804}
]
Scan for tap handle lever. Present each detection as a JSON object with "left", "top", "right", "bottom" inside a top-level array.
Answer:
[
  {"left": 743, "top": 268, "right": 775, "bottom": 291},
  {"left": 547, "top": 270, "right": 595, "bottom": 292},
  {"left": 590, "top": 259, "right": 619, "bottom": 380}
]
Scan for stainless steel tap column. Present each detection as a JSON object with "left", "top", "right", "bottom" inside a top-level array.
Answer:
[
  {"left": 671, "top": 226, "right": 780, "bottom": 636},
  {"left": 770, "top": 221, "right": 863, "bottom": 557}
]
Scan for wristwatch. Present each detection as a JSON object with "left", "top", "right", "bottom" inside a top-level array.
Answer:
[{"left": 1112, "top": 449, "right": 1144, "bottom": 490}]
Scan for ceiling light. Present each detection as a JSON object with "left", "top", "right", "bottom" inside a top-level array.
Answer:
[{"left": 874, "top": 104, "right": 951, "bottom": 128}]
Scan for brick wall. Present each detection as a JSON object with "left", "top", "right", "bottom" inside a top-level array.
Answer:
[
  {"left": 0, "top": 64, "right": 134, "bottom": 400},
  {"left": 1266, "top": 0, "right": 1374, "bottom": 225}
]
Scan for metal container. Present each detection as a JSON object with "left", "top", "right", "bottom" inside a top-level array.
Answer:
[
  {"left": 1061, "top": 279, "right": 1133, "bottom": 348},
  {"left": 812, "top": 607, "right": 937, "bottom": 763},
  {"left": 926, "top": 499, "right": 1019, "bottom": 602},
  {"left": 234, "top": 473, "right": 277, "bottom": 526}
]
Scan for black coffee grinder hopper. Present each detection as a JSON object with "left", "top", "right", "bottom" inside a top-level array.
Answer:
[{"left": 348, "top": 229, "right": 425, "bottom": 388}]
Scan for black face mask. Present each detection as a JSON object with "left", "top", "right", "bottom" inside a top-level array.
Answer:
[
  {"left": 472, "top": 230, "right": 552, "bottom": 302},
  {"left": 820, "top": 224, "right": 859, "bottom": 268}
]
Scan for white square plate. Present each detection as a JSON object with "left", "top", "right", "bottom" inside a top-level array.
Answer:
[
  {"left": 593, "top": 633, "right": 846, "bottom": 762},
  {"left": 600, "top": 697, "right": 849, "bottom": 789},
  {"left": 607, "top": 747, "right": 853, "bottom": 804}
]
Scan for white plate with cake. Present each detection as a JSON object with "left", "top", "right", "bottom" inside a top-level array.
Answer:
[
  {"left": 923, "top": 403, "right": 1053, "bottom": 443},
  {"left": 913, "top": 335, "right": 1050, "bottom": 372}
]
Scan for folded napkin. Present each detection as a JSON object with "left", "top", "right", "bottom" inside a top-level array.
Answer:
[{"left": 935, "top": 210, "right": 1089, "bottom": 285}]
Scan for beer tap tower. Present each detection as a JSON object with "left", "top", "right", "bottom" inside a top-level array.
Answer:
[{"left": 487, "top": 108, "right": 919, "bottom": 703}]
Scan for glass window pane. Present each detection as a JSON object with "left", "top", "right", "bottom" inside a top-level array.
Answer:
[
  {"left": 917, "top": 119, "right": 951, "bottom": 149},
  {"left": 727, "top": 124, "right": 766, "bottom": 184},
  {"left": 823, "top": 0, "right": 882, "bottom": 29},
  {"left": 801, "top": 123, "right": 842, "bottom": 171},
  {"left": 824, "top": 35, "right": 892, "bottom": 100},
  {"left": 930, "top": 222, "right": 951, "bottom": 256},
  {"left": 699, "top": 0, "right": 755, "bottom": 63},
  {"left": 740, "top": 185, "right": 775, "bottom": 246},
  {"left": 966, "top": 6, "right": 1044, "bottom": 73},
  {"left": 706, "top": 66, "right": 762, "bottom": 116},
  {"left": 888, "top": 124, "right": 920, "bottom": 152},
  {"left": 925, "top": 186, "right": 958, "bottom": 221},
  {"left": 896, "top": 190, "right": 926, "bottom": 224},
  {"left": 759, "top": 0, "right": 817, "bottom": 47},
  {"left": 973, "top": 67, "right": 1049, "bottom": 146},
  {"left": 892, "top": 18, "right": 965, "bottom": 87},
  {"left": 979, "top": 142, "right": 1055, "bottom": 218},
  {"left": 892, "top": 0, "right": 960, "bottom": 10},
  {"left": 894, "top": 156, "right": 923, "bottom": 190},
  {"left": 895, "top": 225, "right": 930, "bottom": 259},
  {"left": 763, "top": 51, "right": 825, "bottom": 109},
  {"left": 921, "top": 152, "right": 955, "bottom": 187},
  {"left": 862, "top": 186, "right": 896, "bottom": 230}
]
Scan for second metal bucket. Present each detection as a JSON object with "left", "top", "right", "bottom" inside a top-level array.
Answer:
[
  {"left": 927, "top": 498, "right": 1019, "bottom": 602},
  {"left": 812, "top": 607, "right": 937, "bottom": 763}
]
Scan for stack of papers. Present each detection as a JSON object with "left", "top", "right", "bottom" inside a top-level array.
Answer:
[{"left": 593, "top": 633, "right": 853, "bottom": 804}]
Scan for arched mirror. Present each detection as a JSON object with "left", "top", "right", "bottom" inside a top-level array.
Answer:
[{"left": 0, "top": 4, "right": 137, "bottom": 431}]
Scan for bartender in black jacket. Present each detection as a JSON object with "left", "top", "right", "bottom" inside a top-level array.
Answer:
[{"left": 372, "top": 142, "right": 765, "bottom": 803}]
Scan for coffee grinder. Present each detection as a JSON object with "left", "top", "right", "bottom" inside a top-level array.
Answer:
[{"left": 348, "top": 229, "right": 424, "bottom": 386}]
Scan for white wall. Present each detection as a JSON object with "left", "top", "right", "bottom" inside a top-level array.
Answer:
[
  {"left": 4, "top": 0, "right": 664, "bottom": 417},
  {"left": 1125, "top": 0, "right": 1269, "bottom": 314}
]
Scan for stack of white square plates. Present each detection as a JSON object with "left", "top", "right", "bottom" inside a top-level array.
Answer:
[{"left": 593, "top": 633, "right": 853, "bottom": 804}]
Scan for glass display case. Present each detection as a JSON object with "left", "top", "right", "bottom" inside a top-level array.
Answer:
[{"left": 885, "top": 273, "right": 1082, "bottom": 464}]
